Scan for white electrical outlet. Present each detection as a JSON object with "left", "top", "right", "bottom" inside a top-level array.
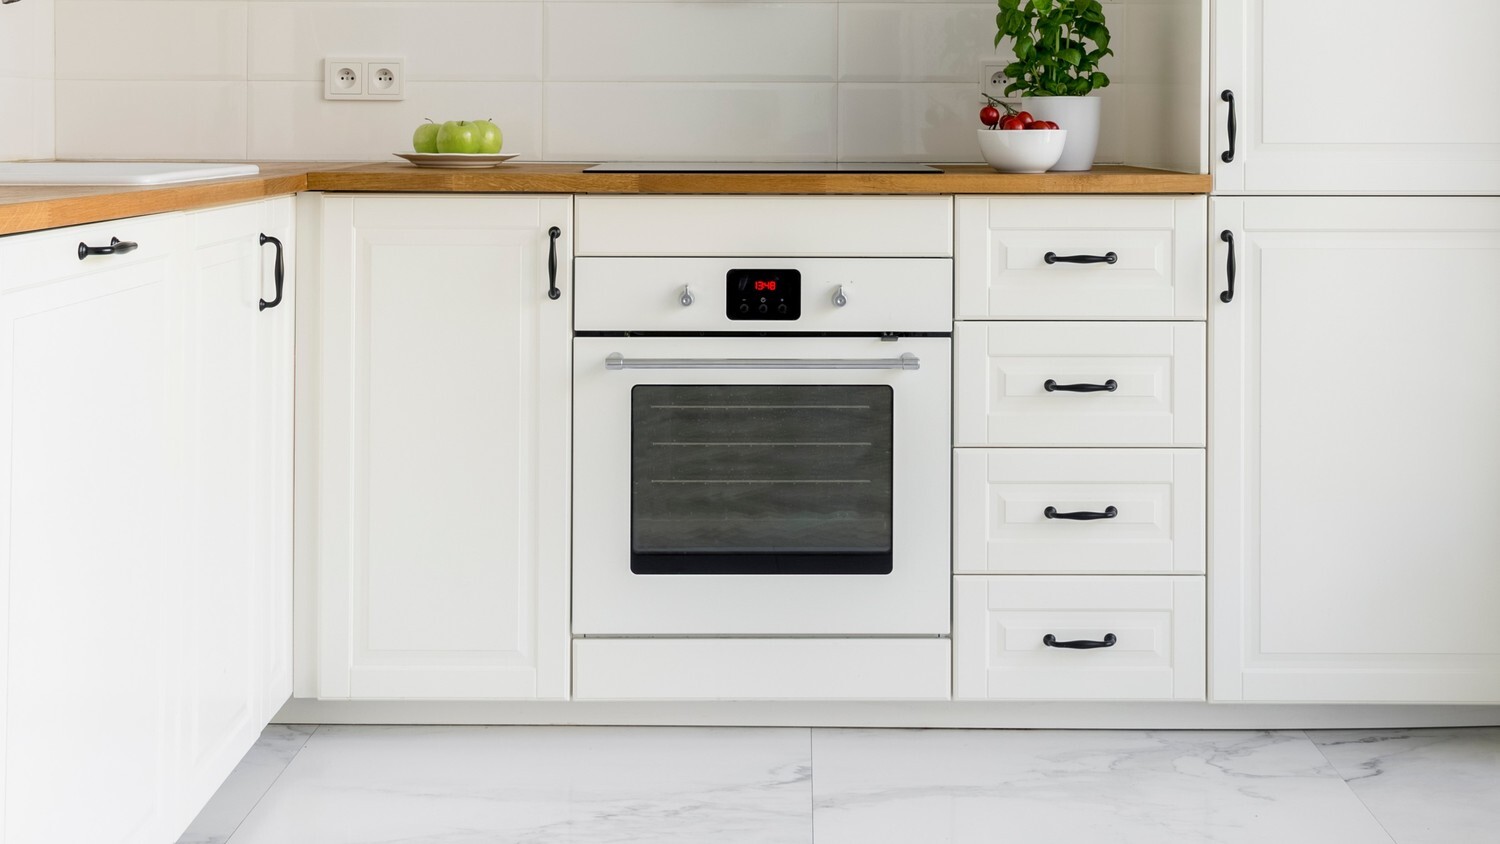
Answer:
[
  {"left": 324, "top": 57, "right": 405, "bottom": 101},
  {"left": 365, "top": 58, "right": 404, "bottom": 100},
  {"left": 325, "top": 58, "right": 364, "bottom": 99},
  {"left": 979, "top": 61, "right": 1011, "bottom": 100}
]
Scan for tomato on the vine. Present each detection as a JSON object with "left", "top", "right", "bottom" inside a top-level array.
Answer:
[
  {"left": 980, "top": 105, "right": 1001, "bottom": 128},
  {"left": 999, "top": 115, "right": 1028, "bottom": 131},
  {"left": 1014, "top": 111, "right": 1035, "bottom": 127}
]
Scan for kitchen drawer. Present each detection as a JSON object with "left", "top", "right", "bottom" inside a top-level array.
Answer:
[
  {"left": 574, "top": 195, "right": 953, "bottom": 257},
  {"left": 953, "top": 575, "right": 1205, "bottom": 701},
  {"left": 956, "top": 196, "right": 1207, "bottom": 320},
  {"left": 954, "top": 322, "right": 1205, "bottom": 447},
  {"left": 954, "top": 449, "right": 1204, "bottom": 575},
  {"left": 1, "top": 212, "right": 184, "bottom": 293}
]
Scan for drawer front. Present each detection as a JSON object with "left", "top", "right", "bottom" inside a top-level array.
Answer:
[
  {"left": 954, "top": 449, "right": 1204, "bottom": 575},
  {"left": 954, "top": 322, "right": 1206, "bottom": 447},
  {"left": 953, "top": 575, "right": 1205, "bottom": 701},
  {"left": 574, "top": 195, "right": 953, "bottom": 257},
  {"left": 2, "top": 212, "right": 184, "bottom": 292},
  {"left": 956, "top": 196, "right": 1207, "bottom": 320}
]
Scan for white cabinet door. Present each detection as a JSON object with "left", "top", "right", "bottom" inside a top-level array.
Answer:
[
  {"left": 311, "top": 195, "right": 571, "bottom": 700},
  {"left": 1214, "top": 0, "right": 1500, "bottom": 194},
  {"left": 174, "top": 198, "right": 295, "bottom": 830},
  {"left": 1211, "top": 197, "right": 1500, "bottom": 703},
  {"left": 0, "top": 214, "right": 186, "bottom": 844}
]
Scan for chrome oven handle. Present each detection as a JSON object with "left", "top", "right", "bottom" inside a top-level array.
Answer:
[{"left": 605, "top": 353, "right": 919, "bottom": 371}]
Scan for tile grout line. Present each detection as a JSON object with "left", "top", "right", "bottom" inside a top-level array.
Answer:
[
  {"left": 1300, "top": 729, "right": 1402, "bottom": 844},
  {"left": 219, "top": 725, "right": 320, "bottom": 844},
  {"left": 808, "top": 727, "right": 816, "bottom": 844}
]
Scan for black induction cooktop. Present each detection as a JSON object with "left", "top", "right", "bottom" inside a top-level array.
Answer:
[{"left": 583, "top": 162, "right": 942, "bottom": 173}]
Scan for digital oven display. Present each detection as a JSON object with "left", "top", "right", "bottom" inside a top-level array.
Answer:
[{"left": 726, "top": 269, "right": 801, "bottom": 320}]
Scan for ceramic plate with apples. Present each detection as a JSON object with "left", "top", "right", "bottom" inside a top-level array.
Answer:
[{"left": 397, "top": 119, "right": 518, "bottom": 167}]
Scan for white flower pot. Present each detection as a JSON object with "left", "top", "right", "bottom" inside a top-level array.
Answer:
[{"left": 1021, "top": 96, "right": 1101, "bottom": 172}]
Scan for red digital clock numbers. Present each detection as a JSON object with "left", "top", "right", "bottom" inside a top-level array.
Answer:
[{"left": 754, "top": 280, "right": 777, "bottom": 292}]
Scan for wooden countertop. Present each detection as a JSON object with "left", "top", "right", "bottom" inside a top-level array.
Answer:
[{"left": 1, "top": 162, "right": 1211, "bottom": 237}]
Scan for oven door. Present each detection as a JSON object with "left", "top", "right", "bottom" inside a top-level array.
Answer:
[{"left": 573, "top": 335, "right": 951, "bottom": 635}]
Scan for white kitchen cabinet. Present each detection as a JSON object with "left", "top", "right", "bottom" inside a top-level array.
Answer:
[
  {"left": 1211, "top": 197, "right": 1500, "bottom": 703},
  {"left": 0, "top": 201, "right": 294, "bottom": 843},
  {"left": 307, "top": 195, "right": 571, "bottom": 701},
  {"left": 0, "top": 214, "right": 186, "bottom": 844},
  {"left": 1214, "top": 0, "right": 1500, "bottom": 194},
  {"left": 175, "top": 198, "right": 295, "bottom": 827}
]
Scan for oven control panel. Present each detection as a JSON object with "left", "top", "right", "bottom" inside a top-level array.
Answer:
[{"left": 726, "top": 269, "right": 801, "bottom": 320}]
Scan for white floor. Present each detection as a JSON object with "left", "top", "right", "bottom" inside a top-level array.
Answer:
[{"left": 177, "top": 724, "right": 1500, "bottom": 844}]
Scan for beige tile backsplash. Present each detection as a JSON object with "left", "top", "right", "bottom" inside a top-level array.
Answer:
[{"left": 30, "top": 0, "right": 1127, "bottom": 162}]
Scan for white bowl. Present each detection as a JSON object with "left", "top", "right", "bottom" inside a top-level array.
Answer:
[{"left": 976, "top": 128, "right": 1068, "bottom": 174}]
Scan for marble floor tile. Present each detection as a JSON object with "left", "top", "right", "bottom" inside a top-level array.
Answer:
[
  {"left": 177, "top": 725, "right": 318, "bottom": 844},
  {"left": 1309, "top": 727, "right": 1500, "bottom": 844},
  {"left": 810, "top": 728, "right": 1395, "bottom": 844},
  {"left": 224, "top": 725, "right": 812, "bottom": 844}
]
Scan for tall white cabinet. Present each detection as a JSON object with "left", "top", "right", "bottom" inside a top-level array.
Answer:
[
  {"left": 0, "top": 199, "right": 294, "bottom": 843},
  {"left": 302, "top": 195, "right": 571, "bottom": 701},
  {"left": 1210, "top": 197, "right": 1500, "bottom": 703},
  {"left": 1213, "top": 0, "right": 1500, "bottom": 194}
]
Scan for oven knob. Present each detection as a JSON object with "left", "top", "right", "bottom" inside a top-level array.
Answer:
[
  {"left": 757, "top": 303, "right": 769, "bottom": 314},
  {"left": 679, "top": 285, "right": 694, "bottom": 307},
  {"left": 833, "top": 285, "right": 849, "bottom": 307},
  {"left": 738, "top": 302, "right": 750, "bottom": 314},
  {"left": 776, "top": 303, "right": 788, "bottom": 315}
]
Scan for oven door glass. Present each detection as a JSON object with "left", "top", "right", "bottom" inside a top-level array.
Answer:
[{"left": 630, "top": 384, "right": 894, "bottom": 574}]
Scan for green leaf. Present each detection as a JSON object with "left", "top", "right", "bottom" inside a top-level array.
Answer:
[
  {"left": 1070, "top": 76, "right": 1091, "bottom": 95},
  {"left": 1015, "top": 34, "right": 1035, "bottom": 60},
  {"left": 1004, "top": 81, "right": 1026, "bottom": 97},
  {"left": 1091, "top": 71, "right": 1110, "bottom": 89},
  {"left": 998, "top": 0, "right": 1020, "bottom": 11},
  {"left": 1058, "top": 47, "right": 1083, "bottom": 66}
]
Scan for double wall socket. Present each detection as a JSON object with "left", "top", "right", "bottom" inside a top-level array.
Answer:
[{"left": 324, "top": 58, "right": 405, "bottom": 101}]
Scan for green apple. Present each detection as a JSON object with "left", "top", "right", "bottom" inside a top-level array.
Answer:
[
  {"left": 435, "top": 120, "right": 481, "bottom": 154},
  {"left": 471, "top": 119, "right": 503, "bottom": 154},
  {"left": 412, "top": 119, "right": 440, "bottom": 153}
]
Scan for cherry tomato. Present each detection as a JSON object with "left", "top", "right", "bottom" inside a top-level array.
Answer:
[
  {"left": 1014, "top": 111, "right": 1035, "bottom": 127},
  {"left": 1025, "top": 120, "right": 1057, "bottom": 130},
  {"left": 1000, "top": 115, "right": 1028, "bottom": 131},
  {"left": 980, "top": 105, "right": 1001, "bottom": 127}
]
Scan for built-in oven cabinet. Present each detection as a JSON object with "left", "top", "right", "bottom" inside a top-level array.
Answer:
[
  {"left": 955, "top": 196, "right": 1207, "bottom": 321},
  {"left": 0, "top": 199, "right": 294, "bottom": 843},
  {"left": 953, "top": 576, "right": 1205, "bottom": 701},
  {"left": 1214, "top": 0, "right": 1500, "bottom": 194},
  {"left": 954, "top": 448, "right": 1205, "bottom": 575},
  {"left": 297, "top": 194, "right": 571, "bottom": 701},
  {"left": 1211, "top": 197, "right": 1500, "bottom": 703},
  {"left": 953, "top": 321, "right": 1206, "bottom": 448}
]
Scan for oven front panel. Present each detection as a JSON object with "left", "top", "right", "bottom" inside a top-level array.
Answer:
[{"left": 573, "top": 335, "right": 951, "bottom": 636}]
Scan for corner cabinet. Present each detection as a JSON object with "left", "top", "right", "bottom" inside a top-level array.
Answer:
[
  {"left": 301, "top": 195, "right": 571, "bottom": 701},
  {"left": 0, "top": 199, "right": 293, "bottom": 844},
  {"left": 1211, "top": 197, "right": 1500, "bottom": 703},
  {"left": 1213, "top": 0, "right": 1500, "bottom": 194}
]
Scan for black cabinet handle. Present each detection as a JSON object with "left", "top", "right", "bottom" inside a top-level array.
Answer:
[
  {"left": 1219, "top": 230, "right": 1236, "bottom": 304},
  {"left": 77, "top": 237, "right": 138, "bottom": 260},
  {"left": 258, "top": 233, "right": 284, "bottom": 311},
  {"left": 1221, "top": 90, "right": 1237, "bottom": 164},
  {"left": 1044, "top": 505, "right": 1118, "bottom": 521},
  {"left": 546, "top": 226, "right": 562, "bottom": 301},
  {"left": 1045, "top": 251, "right": 1118, "bottom": 265},
  {"left": 1045, "top": 379, "right": 1118, "bottom": 393},
  {"left": 1044, "top": 633, "right": 1117, "bottom": 650}
]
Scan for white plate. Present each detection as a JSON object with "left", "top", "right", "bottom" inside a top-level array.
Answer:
[{"left": 395, "top": 153, "right": 519, "bottom": 168}]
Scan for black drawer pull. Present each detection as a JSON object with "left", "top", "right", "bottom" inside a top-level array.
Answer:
[
  {"left": 1221, "top": 90, "right": 1237, "bottom": 163},
  {"left": 1044, "top": 633, "right": 1117, "bottom": 650},
  {"left": 77, "top": 237, "right": 138, "bottom": 260},
  {"left": 546, "top": 226, "right": 562, "bottom": 300},
  {"left": 1219, "top": 230, "right": 1236, "bottom": 304},
  {"left": 1044, "top": 505, "right": 1118, "bottom": 521},
  {"left": 258, "top": 233, "right": 285, "bottom": 311},
  {"left": 1045, "top": 251, "right": 1118, "bottom": 265},
  {"left": 1045, "top": 379, "right": 1117, "bottom": 393}
]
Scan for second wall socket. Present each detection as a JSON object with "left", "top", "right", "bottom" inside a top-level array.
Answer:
[{"left": 324, "top": 58, "right": 405, "bottom": 101}]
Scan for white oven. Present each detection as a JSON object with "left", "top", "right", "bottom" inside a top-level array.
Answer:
[{"left": 572, "top": 257, "right": 952, "bottom": 636}]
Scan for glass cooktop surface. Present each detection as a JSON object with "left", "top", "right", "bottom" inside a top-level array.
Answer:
[{"left": 583, "top": 162, "right": 942, "bottom": 173}]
